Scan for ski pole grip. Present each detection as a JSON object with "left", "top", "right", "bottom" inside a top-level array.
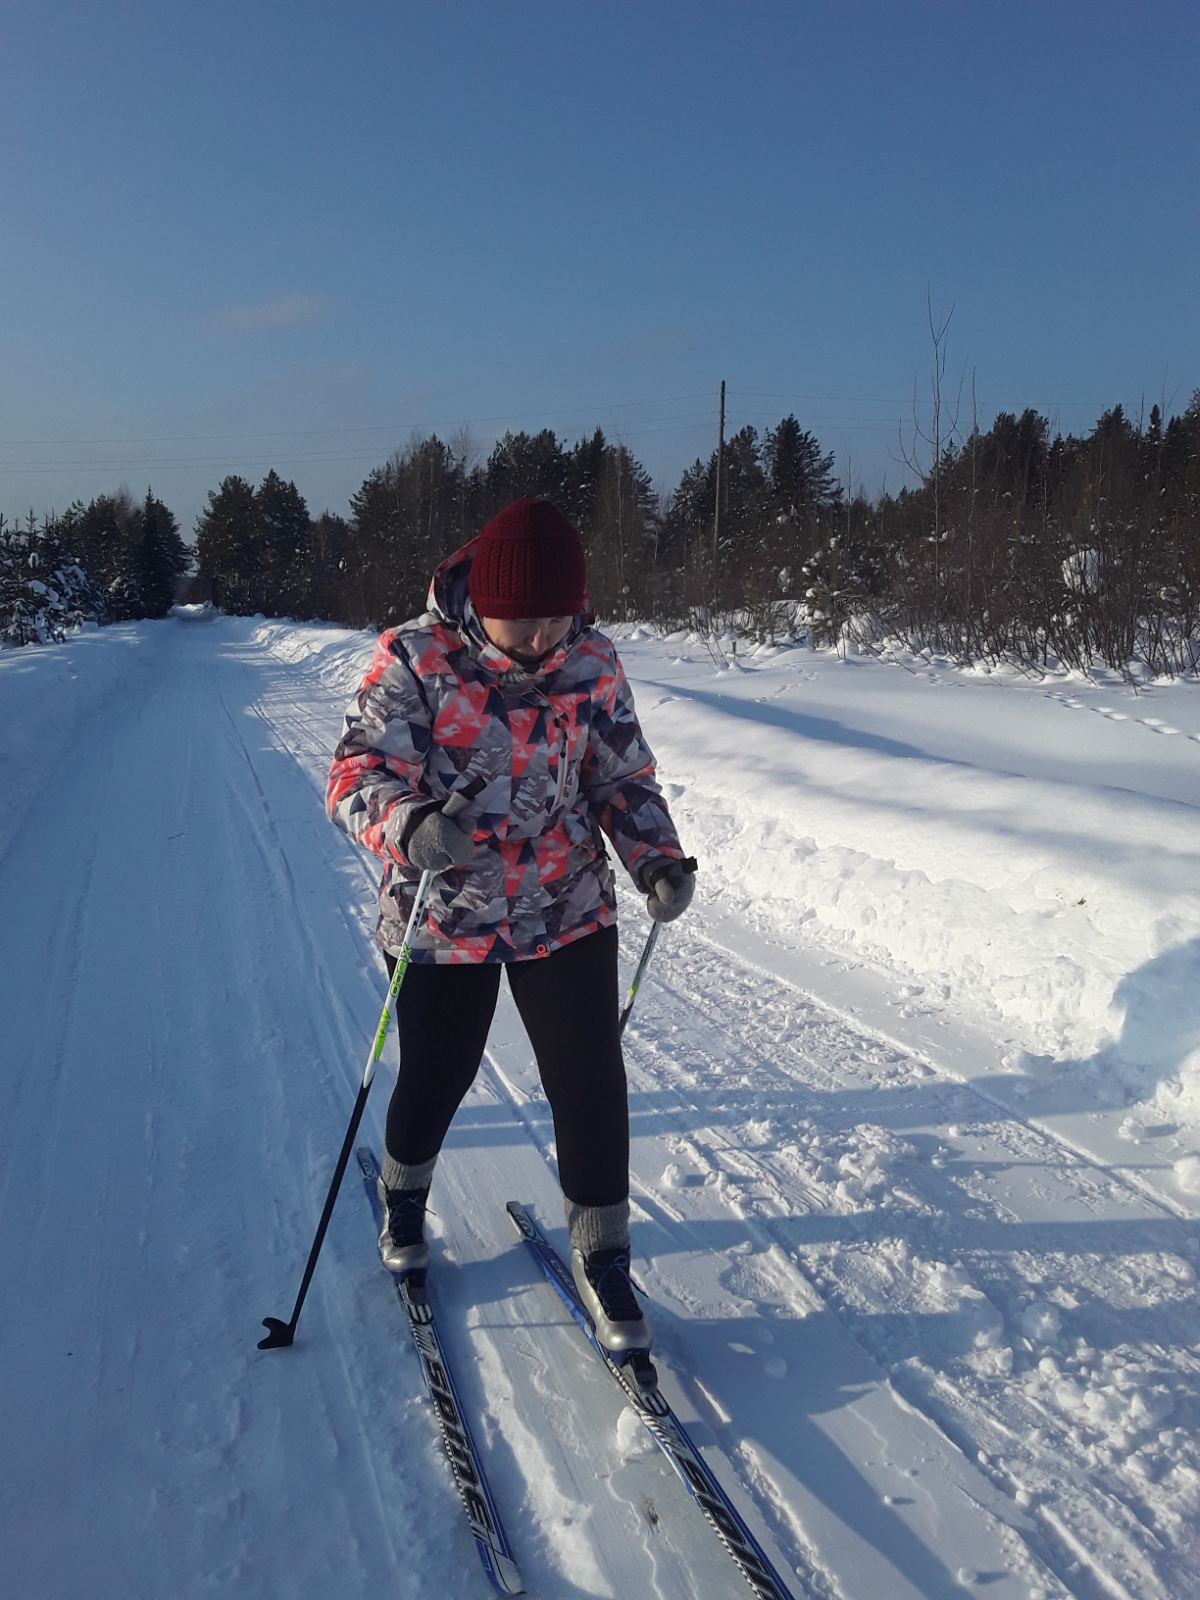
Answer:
[
  {"left": 681, "top": 856, "right": 698, "bottom": 874},
  {"left": 441, "top": 773, "right": 487, "bottom": 820}
]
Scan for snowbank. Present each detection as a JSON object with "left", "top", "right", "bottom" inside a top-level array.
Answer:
[{"left": 613, "top": 634, "right": 1200, "bottom": 1130}]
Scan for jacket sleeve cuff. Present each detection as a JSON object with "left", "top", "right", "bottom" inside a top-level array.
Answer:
[
  {"left": 634, "top": 850, "right": 686, "bottom": 894},
  {"left": 396, "top": 799, "right": 442, "bottom": 854}
]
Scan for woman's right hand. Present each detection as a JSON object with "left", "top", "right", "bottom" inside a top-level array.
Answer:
[
  {"left": 644, "top": 858, "right": 697, "bottom": 922},
  {"left": 405, "top": 810, "right": 476, "bottom": 872}
]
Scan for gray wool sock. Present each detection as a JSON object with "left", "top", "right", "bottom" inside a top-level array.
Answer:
[
  {"left": 564, "top": 1197, "right": 630, "bottom": 1257},
  {"left": 381, "top": 1151, "right": 437, "bottom": 1194}
]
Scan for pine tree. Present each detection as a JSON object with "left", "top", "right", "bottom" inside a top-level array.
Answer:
[
  {"left": 195, "top": 476, "right": 259, "bottom": 613},
  {"left": 255, "top": 470, "right": 311, "bottom": 616},
  {"left": 762, "top": 416, "right": 840, "bottom": 517},
  {"left": 582, "top": 441, "right": 657, "bottom": 621},
  {"left": 307, "top": 511, "right": 353, "bottom": 623},
  {"left": 66, "top": 492, "right": 141, "bottom": 614},
  {"left": 63, "top": 493, "right": 142, "bottom": 621},
  {"left": 564, "top": 427, "right": 608, "bottom": 529},
  {"left": 485, "top": 430, "right": 570, "bottom": 509},
  {"left": 716, "top": 425, "right": 770, "bottom": 613},
  {"left": 0, "top": 519, "right": 45, "bottom": 645},
  {"left": 136, "top": 490, "right": 189, "bottom": 617},
  {"left": 348, "top": 461, "right": 422, "bottom": 628},
  {"left": 0, "top": 514, "right": 101, "bottom": 643}
]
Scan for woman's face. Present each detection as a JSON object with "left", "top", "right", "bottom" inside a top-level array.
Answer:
[{"left": 480, "top": 615, "right": 573, "bottom": 665}]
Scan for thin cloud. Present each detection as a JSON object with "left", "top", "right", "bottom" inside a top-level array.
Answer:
[{"left": 216, "top": 294, "right": 327, "bottom": 332}]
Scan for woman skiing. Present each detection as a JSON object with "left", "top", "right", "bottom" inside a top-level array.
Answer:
[{"left": 326, "top": 497, "right": 694, "bottom": 1353}]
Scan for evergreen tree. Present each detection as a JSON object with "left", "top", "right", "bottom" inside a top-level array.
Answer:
[
  {"left": 255, "top": 470, "right": 311, "bottom": 615},
  {"left": 715, "top": 425, "right": 770, "bottom": 612},
  {"left": 348, "top": 461, "right": 420, "bottom": 628},
  {"left": 195, "top": 476, "right": 259, "bottom": 613},
  {"left": 976, "top": 409, "right": 1049, "bottom": 503},
  {"left": 665, "top": 455, "right": 714, "bottom": 613},
  {"left": 405, "top": 434, "right": 463, "bottom": 582},
  {"left": 485, "top": 430, "right": 570, "bottom": 508},
  {"left": 68, "top": 491, "right": 140, "bottom": 609},
  {"left": 0, "top": 519, "right": 45, "bottom": 645},
  {"left": 564, "top": 427, "right": 608, "bottom": 529},
  {"left": 65, "top": 492, "right": 143, "bottom": 620},
  {"left": 307, "top": 511, "right": 353, "bottom": 623},
  {"left": 582, "top": 441, "right": 657, "bottom": 621},
  {"left": 0, "top": 514, "right": 102, "bottom": 643},
  {"left": 762, "top": 416, "right": 840, "bottom": 516},
  {"left": 136, "top": 489, "right": 190, "bottom": 617}
]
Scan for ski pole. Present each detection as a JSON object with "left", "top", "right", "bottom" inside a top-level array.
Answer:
[
  {"left": 619, "top": 858, "right": 697, "bottom": 1035},
  {"left": 259, "top": 774, "right": 486, "bottom": 1351}
]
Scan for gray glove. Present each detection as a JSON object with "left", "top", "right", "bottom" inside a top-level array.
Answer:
[
  {"left": 644, "top": 858, "right": 696, "bottom": 923},
  {"left": 404, "top": 809, "right": 476, "bottom": 872}
]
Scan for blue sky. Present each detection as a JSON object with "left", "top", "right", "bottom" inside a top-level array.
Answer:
[{"left": 3, "top": 0, "right": 1197, "bottom": 537}]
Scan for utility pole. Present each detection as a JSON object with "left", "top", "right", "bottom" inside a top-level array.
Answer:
[{"left": 712, "top": 380, "right": 725, "bottom": 579}]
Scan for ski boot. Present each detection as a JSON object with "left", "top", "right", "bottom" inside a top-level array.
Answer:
[
  {"left": 377, "top": 1179, "right": 430, "bottom": 1277},
  {"left": 571, "top": 1245, "right": 653, "bottom": 1355}
]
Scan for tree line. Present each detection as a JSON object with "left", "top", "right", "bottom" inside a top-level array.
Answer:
[
  {"left": 190, "top": 431, "right": 661, "bottom": 631},
  {"left": 4, "top": 395, "right": 1199, "bottom": 675},
  {"left": 0, "top": 489, "right": 189, "bottom": 645}
]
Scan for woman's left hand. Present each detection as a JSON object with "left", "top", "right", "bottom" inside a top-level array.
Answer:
[{"left": 644, "top": 859, "right": 696, "bottom": 923}]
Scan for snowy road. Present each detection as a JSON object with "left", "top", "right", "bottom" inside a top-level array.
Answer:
[{"left": 2, "top": 615, "right": 1197, "bottom": 1599}]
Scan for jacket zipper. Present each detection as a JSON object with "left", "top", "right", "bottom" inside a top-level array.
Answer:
[{"left": 551, "top": 724, "right": 569, "bottom": 809}]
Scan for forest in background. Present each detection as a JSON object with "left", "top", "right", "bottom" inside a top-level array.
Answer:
[{"left": 4, "top": 386, "right": 1199, "bottom": 676}]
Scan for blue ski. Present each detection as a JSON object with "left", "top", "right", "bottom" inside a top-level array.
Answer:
[
  {"left": 358, "top": 1149, "right": 524, "bottom": 1596},
  {"left": 507, "top": 1201, "right": 798, "bottom": 1600}
]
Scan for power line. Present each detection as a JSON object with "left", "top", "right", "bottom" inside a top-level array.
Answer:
[
  {"left": 733, "top": 388, "right": 1146, "bottom": 411},
  {"left": 0, "top": 392, "right": 717, "bottom": 449},
  {"left": 0, "top": 414, "right": 728, "bottom": 473},
  {"left": 2, "top": 382, "right": 1170, "bottom": 454}
]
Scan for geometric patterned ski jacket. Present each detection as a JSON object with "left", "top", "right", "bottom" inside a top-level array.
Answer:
[{"left": 326, "top": 536, "right": 685, "bottom": 962}]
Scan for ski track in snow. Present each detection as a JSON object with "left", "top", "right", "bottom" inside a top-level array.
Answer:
[{"left": 2, "top": 614, "right": 1198, "bottom": 1599}]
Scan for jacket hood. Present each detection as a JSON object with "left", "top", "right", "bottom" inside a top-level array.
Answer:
[{"left": 427, "top": 536, "right": 479, "bottom": 625}]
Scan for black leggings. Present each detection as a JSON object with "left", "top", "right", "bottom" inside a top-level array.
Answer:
[{"left": 382, "top": 924, "right": 628, "bottom": 1207}]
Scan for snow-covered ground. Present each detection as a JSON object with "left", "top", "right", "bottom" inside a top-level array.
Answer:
[{"left": 2, "top": 610, "right": 1198, "bottom": 1599}]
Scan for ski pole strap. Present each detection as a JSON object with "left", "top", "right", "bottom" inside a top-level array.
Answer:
[{"left": 441, "top": 771, "right": 488, "bottom": 820}]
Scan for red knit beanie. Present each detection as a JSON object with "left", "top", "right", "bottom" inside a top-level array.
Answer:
[{"left": 468, "top": 498, "right": 587, "bottom": 619}]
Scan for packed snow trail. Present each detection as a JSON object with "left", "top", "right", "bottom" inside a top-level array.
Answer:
[{"left": 0, "top": 612, "right": 1195, "bottom": 1598}]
